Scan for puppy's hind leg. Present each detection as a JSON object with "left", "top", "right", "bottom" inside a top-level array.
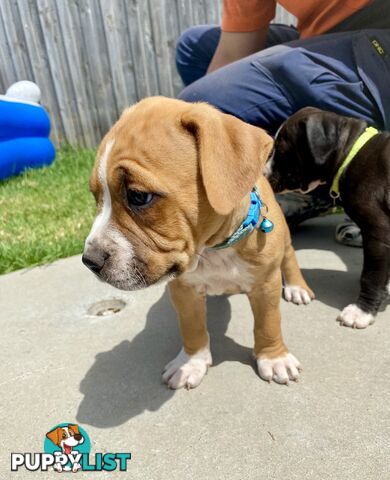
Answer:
[{"left": 282, "top": 236, "right": 314, "bottom": 305}]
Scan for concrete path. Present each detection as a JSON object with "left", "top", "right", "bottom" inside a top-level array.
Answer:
[{"left": 1, "top": 215, "right": 389, "bottom": 479}]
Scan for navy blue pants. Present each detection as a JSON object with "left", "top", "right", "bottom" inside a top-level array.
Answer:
[{"left": 176, "top": 25, "right": 390, "bottom": 134}]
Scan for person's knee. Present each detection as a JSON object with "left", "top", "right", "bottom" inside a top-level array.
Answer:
[
  {"left": 176, "top": 25, "right": 220, "bottom": 86},
  {"left": 176, "top": 26, "right": 204, "bottom": 86},
  {"left": 176, "top": 26, "right": 205, "bottom": 68}
]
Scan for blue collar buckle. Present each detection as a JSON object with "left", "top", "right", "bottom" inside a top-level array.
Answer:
[
  {"left": 210, "top": 187, "right": 274, "bottom": 251},
  {"left": 243, "top": 189, "right": 261, "bottom": 228}
]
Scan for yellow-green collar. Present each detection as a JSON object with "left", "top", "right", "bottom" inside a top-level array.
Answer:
[{"left": 330, "top": 126, "right": 379, "bottom": 199}]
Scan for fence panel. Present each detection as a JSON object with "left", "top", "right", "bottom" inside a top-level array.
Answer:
[{"left": 0, "top": 0, "right": 295, "bottom": 146}]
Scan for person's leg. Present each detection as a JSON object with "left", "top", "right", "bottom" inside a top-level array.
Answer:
[
  {"left": 178, "top": 29, "right": 386, "bottom": 226},
  {"left": 177, "top": 39, "right": 334, "bottom": 224},
  {"left": 178, "top": 53, "right": 294, "bottom": 133},
  {"left": 268, "top": 29, "right": 388, "bottom": 230},
  {"left": 176, "top": 25, "right": 220, "bottom": 86},
  {"left": 179, "top": 30, "right": 384, "bottom": 133},
  {"left": 260, "top": 31, "right": 387, "bottom": 129},
  {"left": 176, "top": 24, "right": 298, "bottom": 87}
]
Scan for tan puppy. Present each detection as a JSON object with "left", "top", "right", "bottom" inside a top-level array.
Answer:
[{"left": 83, "top": 97, "right": 314, "bottom": 389}]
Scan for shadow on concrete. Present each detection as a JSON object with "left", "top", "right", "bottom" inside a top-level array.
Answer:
[
  {"left": 76, "top": 216, "right": 387, "bottom": 428},
  {"left": 300, "top": 267, "right": 359, "bottom": 311},
  {"left": 291, "top": 216, "right": 388, "bottom": 312},
  {"left": 76, "top": 291, "right": 251, "bottom": 428},
  {"left": 292, "top": 216, "right": 361, "bottom": 310}
]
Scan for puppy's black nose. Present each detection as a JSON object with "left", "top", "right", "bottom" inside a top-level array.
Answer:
[
  {"left": 74, "top": 433, "right": 82, "bottom": 441},
  {"left": 82, "top": 249, "right": 108, "bottom": 275},
  {"left": 82, "top": 255, "right": 102, "bottom": 274}
]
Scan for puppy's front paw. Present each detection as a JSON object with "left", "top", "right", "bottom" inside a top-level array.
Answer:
[
  {"left": 162, "top": 348, "right": 212, "bottom": 390},
  {"left": 337, "top": 304, "right": 374, "bottom": 329},
  {"left": 257, "top": 353, "right": 301, "bottom": 384},
  {"left": 283, "top": 284, "right": 314, "bottom": 305}
]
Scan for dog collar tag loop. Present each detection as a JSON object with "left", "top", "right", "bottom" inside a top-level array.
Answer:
[
  {"left": 210, "top": 187, "right": 273, "bottom": 250},
  {"left": 329, "top": 189, "right": 340, "bottom": 200},
  {"left": 259, "top": 201, "right": 274, "bottom": 233}
]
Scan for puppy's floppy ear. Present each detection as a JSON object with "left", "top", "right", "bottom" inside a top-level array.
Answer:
[
  {"left": 181, "top": 104, "right": 273, "bottom": 215},
  {"left": 304, "top": 114, "right": 339, "bottom": 166},
  {"left": 69, "top": 424, "right": 79, "bottom": 435},
  {"left": 304, "top": 110, "right": 366, "bottom": 168},
  {"left": 46, "top": 427, "right": 61, "bottom": 446}
]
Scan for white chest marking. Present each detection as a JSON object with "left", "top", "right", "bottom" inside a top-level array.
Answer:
[
  {"left": 182, "top": 248, "right": 254, "bottom": 295},
  {"left": 86, "top": 139, "right": 114, "bottom": 245}
]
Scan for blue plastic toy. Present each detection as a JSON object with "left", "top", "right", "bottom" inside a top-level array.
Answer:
[{"left": 0, "top": 81, "right": 55, "bottom": 180}]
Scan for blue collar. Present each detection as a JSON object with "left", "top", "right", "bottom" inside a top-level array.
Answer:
[{"left": 209, "top": 187, "right": 274, "bottom": 251}]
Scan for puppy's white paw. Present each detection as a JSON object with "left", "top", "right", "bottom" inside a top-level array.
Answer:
[
  {"left": 72, "top": 463, "right": 81, "bottom": 473},
  {"left": 257, "top": 353, "right": 301, "bottom": 384},
  {"left": 283, "top": 284, "right": 313, "bottom": 305},
  {"left": 53, "top": 463, "right": 63, "bottom": 472},
  {"left": 162, "top": 347, "right": 212, "bottom": 389},
  {"left": 337, "top": 304, "right": 374, "bottom": 329}
]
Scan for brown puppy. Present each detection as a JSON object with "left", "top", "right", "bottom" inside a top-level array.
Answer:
[{"left": 83, "top": 97, "right": 313, "bottom": 389}]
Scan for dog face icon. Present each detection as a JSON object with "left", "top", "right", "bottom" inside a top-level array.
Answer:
[{"left": 46, "top": 424, "right": 84, "bottom": 455}]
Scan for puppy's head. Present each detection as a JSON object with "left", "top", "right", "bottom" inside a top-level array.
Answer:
[
  {"left": 46, "top": 425, "right": 83, "bottom": 452},
  {"left": 265, "top": 107, "right": 344, "bottom": 193},
  {"left": 83, "top": 97, "right": 273, "bottom": 290}
]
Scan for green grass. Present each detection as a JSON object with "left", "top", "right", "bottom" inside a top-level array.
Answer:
[
  {"left": 0, "top": 146, "right": 345, "bottom": 276},
  {"left": 0, "top": 146, "right": 96, "bottom": 274}
]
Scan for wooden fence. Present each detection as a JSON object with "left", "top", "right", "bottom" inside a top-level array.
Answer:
[{"left": 0, "top": 0, "right": 295, "bottom": 147}]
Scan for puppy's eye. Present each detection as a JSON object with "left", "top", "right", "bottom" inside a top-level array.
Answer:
[{"left": 127, "top": 189, "right": 154, "bottom": 208}]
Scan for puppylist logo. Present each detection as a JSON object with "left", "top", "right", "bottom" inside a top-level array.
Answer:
[{"left": 11, "top": 423, "right": 131, "bottom": 473}]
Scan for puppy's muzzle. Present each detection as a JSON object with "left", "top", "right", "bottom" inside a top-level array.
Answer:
[{"left": 82, "top": 245, "right": 109, "bottom": 275}]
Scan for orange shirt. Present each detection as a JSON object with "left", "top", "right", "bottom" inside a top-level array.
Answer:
[{"left": 222, "top": 0, "right": 372, "bottom": 38}]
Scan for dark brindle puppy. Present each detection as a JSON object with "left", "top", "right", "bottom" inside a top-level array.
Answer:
[{"left": 265, "top": 107, "right": 390, "bottom": 329}]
